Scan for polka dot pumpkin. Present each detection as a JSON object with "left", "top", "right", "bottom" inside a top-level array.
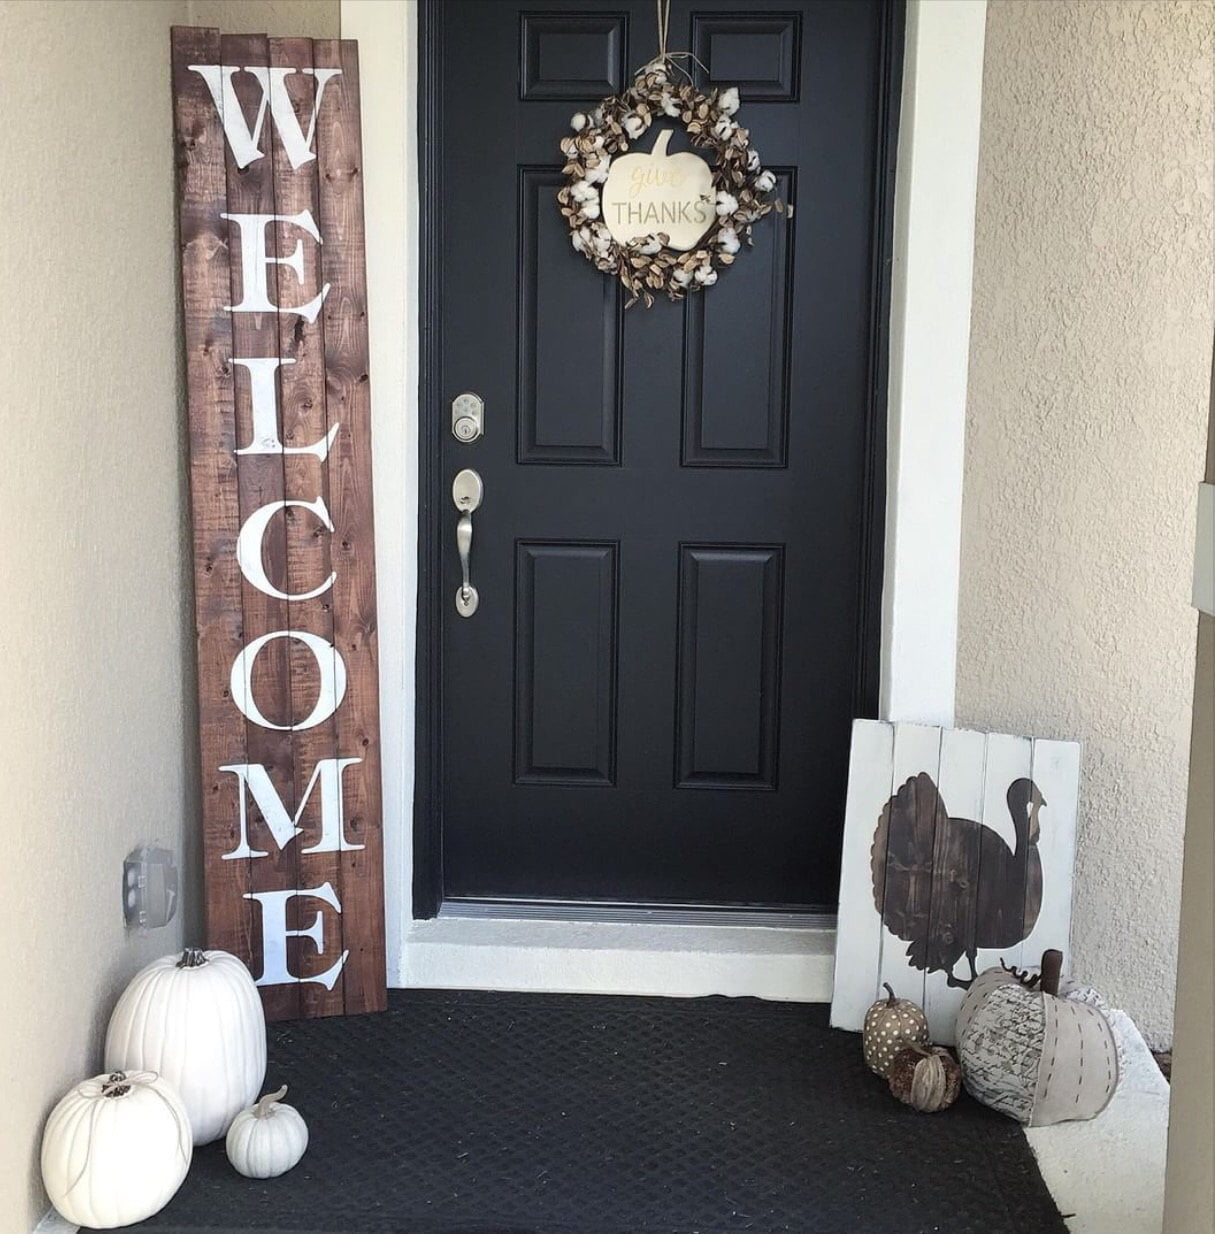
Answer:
[{"left": 862, "top": 983, "right": 930, "bottom": 1077}]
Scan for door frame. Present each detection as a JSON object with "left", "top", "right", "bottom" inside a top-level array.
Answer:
[
  {"left": 412, "top": 0, "right": 903, "bottom": 920},
  {"left": 341, "top": 0, "right": 989, "bottom": 993}
]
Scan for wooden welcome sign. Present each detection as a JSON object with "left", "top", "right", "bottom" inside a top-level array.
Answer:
[{"left": 171, "top": 27, "right": 385, "bottom": 1019}]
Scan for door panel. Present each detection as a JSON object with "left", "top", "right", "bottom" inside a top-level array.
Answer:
[{"left": 419, "top": 0, "right": 902, "bottom": 914}]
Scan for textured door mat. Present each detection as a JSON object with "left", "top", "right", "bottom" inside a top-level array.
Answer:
[{"left": 116, "top": 989, "right": 1067, "bottom": 1234}]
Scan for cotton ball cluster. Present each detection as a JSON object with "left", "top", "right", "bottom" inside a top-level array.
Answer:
[{"left": 717, "top": 86, "right": 740, "bottom": 116}]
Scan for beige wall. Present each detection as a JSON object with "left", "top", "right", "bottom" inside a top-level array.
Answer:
[
  {"left": 0, "top": 3, "right": 337, "bottom": 1230},
  {"left": 1163, "top": 359, "right": 1215, "bottom": 1231},
  {"left": 958, "top": 0, "right": 1214, "bottom": 1045}
]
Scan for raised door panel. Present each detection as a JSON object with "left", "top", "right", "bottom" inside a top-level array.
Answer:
[
  {"left": 515, "top": 541, "right": 619, "bottom": 784},
  {"left": 676, "top": 545, "right": 784, "bottom": 789}
]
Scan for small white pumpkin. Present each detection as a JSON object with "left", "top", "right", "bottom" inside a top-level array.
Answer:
[
  {"left": 41, "top": 1070, "right": 191, "bottom": 1228},
  {"left": 105, "top": 948, "right": 266, "bottom": 1144},
  {"left": 226, "top": 1085, "right": 309, "bottom": 1179}
]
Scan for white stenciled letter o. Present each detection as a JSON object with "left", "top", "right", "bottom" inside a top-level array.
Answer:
[{"left": 231, "top": 631, "right": 347, "bottom": 731}]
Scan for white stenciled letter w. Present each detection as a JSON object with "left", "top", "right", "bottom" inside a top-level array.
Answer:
[{"left": 187, "top": 65, "right": 341, "bottom": 170}]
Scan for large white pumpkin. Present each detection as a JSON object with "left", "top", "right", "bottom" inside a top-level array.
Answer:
[
  {"left": 226, "top": 1085, "right": 309, "bottom": 1179},
  {"left": 41, "top": 1070, "right": 191, "bottom": 1228},
  {"left": 105, "top": 948, "right": 266, "bottom": 1144}
]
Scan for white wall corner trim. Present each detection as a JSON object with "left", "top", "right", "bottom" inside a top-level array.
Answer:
[
  {"left": 881, "top": 0, "right": 987, "bottom": 728},
  {"left": 1194, "top": 483, "right": 1214, "bottom": 616},
  {"left": 342, "top": 0, "right": 988, "bottom": 995}
]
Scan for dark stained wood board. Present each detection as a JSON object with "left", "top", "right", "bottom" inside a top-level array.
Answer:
[{"left": 171, "top": 26, "right": 385, "bottom": 1018}]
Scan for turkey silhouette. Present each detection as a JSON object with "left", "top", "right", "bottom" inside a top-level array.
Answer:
[{"left": 870, "top": 773, "right": 1046, "bottom": 989}]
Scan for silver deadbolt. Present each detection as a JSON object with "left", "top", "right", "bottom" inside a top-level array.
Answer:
[
  {"left": 452, "top": 391, "right": 484, "bottom": 443},
  {"left": 452, "top": 468, "right": 483, "bottom": 617}
]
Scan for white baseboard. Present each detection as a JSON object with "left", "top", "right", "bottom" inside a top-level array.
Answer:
[{"left": 399, "top": 917, "right": 836, "bottom": 1001}]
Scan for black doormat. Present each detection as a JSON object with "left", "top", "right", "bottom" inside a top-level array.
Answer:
[{"left": 117, "top": 989, "right": 1068, "bottom": 1234}]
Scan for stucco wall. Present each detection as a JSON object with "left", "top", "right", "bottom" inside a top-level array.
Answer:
[
  {"left": 0, "top": 3, "right": 337, "bottom": 1231},
  {"left": 957, "top": 0, "right": 1214, "bottom": 1045}
]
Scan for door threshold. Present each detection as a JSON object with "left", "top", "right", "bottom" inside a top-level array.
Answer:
[
  {"left": 399, "top": 915, "right": 836, "bottom": 1002},
  {"left": 439, "top": 900, "right": 836, "bottom": 929}
]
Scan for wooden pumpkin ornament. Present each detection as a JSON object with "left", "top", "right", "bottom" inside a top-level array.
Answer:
[
  {"left": 956, "top": 949, "right": 1119, "bottom": 1126},
  {"left": 41, "top": 1070, "right": 191, "bottom": 1228},
  {"left": 601, "top": 128, "right": 714, "bottom": 251},
  {"left": 863, "top": 983, "right": 930, "bottom": 1076},
  {"left": 888, "top": 1045, "right": 963, "bottom": 1113},
  {"left": 226, "top": 1085, "right": 309, "bottom": 1179},
  {"left": 105, "top": 948, "right": 267, "bottom": 1144}
]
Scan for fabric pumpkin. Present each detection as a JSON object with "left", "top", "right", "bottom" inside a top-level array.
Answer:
[
  {"left": 956, "top": 949, "right": 1119, "bottom": 1126},
  {"left": 888, "top": 1044, "right": 962, "bottom": 1113},
  {"left": 105, "top": 948, "right": 266, "bottom": 1144},
  {"left": 862, "top": 983, "right": 930, "bottom": 1076},
  {"left": 41, "top": 1070, "right": 191, "bottom": 1228},
  {"left": 226, "top": 1085, "right": 309, "bottom": 1179}
]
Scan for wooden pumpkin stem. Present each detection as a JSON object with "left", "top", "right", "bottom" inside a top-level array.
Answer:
[
  {"left": 254, "top": 1086, "right": 289, "bottom": 1118},
  {"left": 650, "top": 128, "right": 673, "bottom": 158},
  {"left": 883, "top": 982, "right": 896, "bottom": 1005},
  {"left": 177, "top": 948, "right": 208, "bottom": 969},
  {"left": 1040, "top": 949, "right": 1063, "bottom": 997}
]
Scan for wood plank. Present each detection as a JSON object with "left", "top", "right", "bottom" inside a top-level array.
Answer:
[
  {"left": 974, "top": 731, "right": 1033, "bottom": 980},
  {"left": 171, "top": 26, "right": 253, "bottom": 963},
  {"left": 877, "top": 723, "right": 943, "bottom": 1006},
  {"left": 830, "top": 719, "right": 894, "bottom": 1031},
  {"left": 314, "top": 37, "right": 387, "bottom": 1014},
  {"left": 222, "top": 32, "right": 301, "bottom": 1022},
  {"left": 268, "top": 36, "right": 345, "bottom": 1018},
  {"left": 923, "top": 726, "right": 987, "bottom": 1044},
  {"left": 1019, "top": 738, "right": 1081, "bottom": 971}
]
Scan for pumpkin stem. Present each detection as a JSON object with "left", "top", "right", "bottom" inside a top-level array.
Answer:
[
  {"left": 1040, "top": 949, "right": 1064, "bottom": 997},
  {"left": 254, "top": 1085, "right": 289, "bottom": 1118},
  {"left": 883, "top": 982, "right": 896, "bottom": 1005},
  {"left": 101, "top": 1072, "right": 132, "bottom": 1099},
  {"left": 650, "top": 128, "right": 674, "bottom": 159},
  {"left": 177, "top": 948, "right": 208, "bottom": 969}
]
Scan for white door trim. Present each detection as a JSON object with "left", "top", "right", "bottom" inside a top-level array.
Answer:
[{"left": 341, "top": 0, "right": 987, "bottom": 997}]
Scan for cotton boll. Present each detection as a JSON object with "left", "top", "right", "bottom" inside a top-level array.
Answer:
[
  {"left": 644, "top": 58, "right": 669, "bottom": 83},
  {"left": 581, "top": 199, "right": 601, "bottom": 220},
  {"left": 717, "top": 228, "right": 740, "bottom": 255},
  {"left": 660, "top": 92, "right": 681, "bottom": 118},
  {"left": 571, "top": 112, "right": 588, "bottom": 132},
  {"left": 623, "top": 113, "right": 646, "bottom": 140},
  {"left": 755, "top": 170, "right": 776, "bottom": 193},
  {"left": 715, "top": 191, "right": 739, "bottom": 217},
  {"left": 694, "top": 265, "right": 718, "bottom": 286},
  {"left": 671, "top": 266, "right": 694, "bottom": 288},
  {"left": 746, "top": 147, "right": 761, "bottom": 172},
  {"left": 570, "top": 180, "right": 598, "bottom": 204},
  {"left": 583, "top": 156, "right": 611, "bottom": 186},
  {"left": 637, "top": 237, "right": 663, "bottom": 256},
  {"left": 712, "top": 115, "right": 737, "bottom": 141},
  {"left": 718, "top": 86, "right": 740, "bottom": 116}
]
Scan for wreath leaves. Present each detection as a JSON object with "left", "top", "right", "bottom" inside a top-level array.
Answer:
[{"left": 558, "top": 60, "right": 781, "bottom": 307}]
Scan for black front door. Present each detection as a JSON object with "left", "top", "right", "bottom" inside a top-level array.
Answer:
[{"left": 417, "top": 0, "right": 902, "bottom": 915}]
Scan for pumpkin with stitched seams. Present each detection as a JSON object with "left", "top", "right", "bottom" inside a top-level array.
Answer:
[{"left": 956, "top": 948, "right": 1119, "bottom": 1126}]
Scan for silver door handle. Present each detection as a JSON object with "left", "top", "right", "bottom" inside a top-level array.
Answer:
[{"left": 452, "top": 468, "right": 483, "bottom": 617}]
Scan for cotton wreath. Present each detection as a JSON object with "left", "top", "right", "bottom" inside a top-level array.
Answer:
[{"left": 558, "top": 59, "right": 782, "bottom": 307}]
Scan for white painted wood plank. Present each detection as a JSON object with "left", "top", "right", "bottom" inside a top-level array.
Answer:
[
  {"left": 876, "top": 723, "right": 944, "bottom": 1010},
  {"left": 923, "top": 726, "right": 988, "bottom": 1043},
  {"left": 1019, "top": 738, "right": 1081, "bottom": 972},
  {"left": 830, "top": 719, "right": 895, "bottom": 1031},
  {"left": 975, "top": 732, "right": 1034, "bottom": 978}
]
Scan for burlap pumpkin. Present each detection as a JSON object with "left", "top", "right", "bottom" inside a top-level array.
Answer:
[{"left": 888, "top": 1044, "right": 962, "bottom": 1113}]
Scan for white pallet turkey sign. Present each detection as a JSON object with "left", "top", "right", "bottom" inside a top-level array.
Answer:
[{"left": 831, "top": 721, "right": 1081, "bottom": 1045}]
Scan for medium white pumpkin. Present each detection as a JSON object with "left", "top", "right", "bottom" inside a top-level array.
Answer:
[
  {"left": 105, "top": 948, "right": 266, "bottom": 1144},
  {"left": 41, "top": 1070, "right": 191, "bottom": 1228},
  {"left": 226, "top": 1085, "right": 309, "bottom": 1179}
]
